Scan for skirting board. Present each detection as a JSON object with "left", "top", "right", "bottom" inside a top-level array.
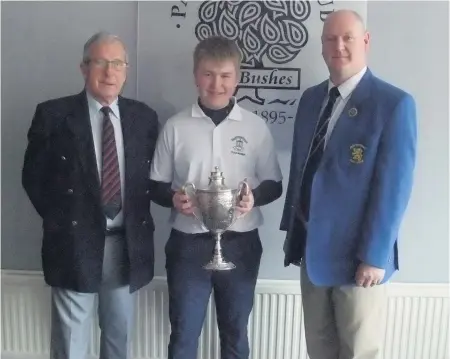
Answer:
[{"left": 1, "top": 270, "right": 449, "bottom": 359}]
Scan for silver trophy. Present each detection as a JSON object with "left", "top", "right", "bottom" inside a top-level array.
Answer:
[{"left": 182, "top": 166, "right": 249, "bottom": 271}]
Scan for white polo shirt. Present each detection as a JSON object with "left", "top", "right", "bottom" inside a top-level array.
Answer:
[{"left": 150, "top": 98, "right": 282, "bottom": 233}]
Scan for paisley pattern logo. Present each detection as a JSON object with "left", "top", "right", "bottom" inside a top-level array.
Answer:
[{"left": 195, "top": 1, "right": 311, "bottom": 106}]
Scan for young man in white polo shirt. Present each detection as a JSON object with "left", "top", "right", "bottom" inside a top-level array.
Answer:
[{"left": 149, "top": 35, "right": 283, "bottom": 359}]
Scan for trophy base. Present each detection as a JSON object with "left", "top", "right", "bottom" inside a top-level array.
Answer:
[
  {"left": 203, "top": 256, "right": 236, "bottom": 271},
  {"left": 203, "top": 231, "right": 236, "bottom": 271}
]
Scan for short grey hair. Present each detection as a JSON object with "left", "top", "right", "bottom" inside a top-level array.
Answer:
[{"left": 82, "top": 31, "right": 129, "bottom": 64}]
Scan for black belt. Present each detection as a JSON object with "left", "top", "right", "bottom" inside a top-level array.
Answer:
[{"left": 105, "top": 227, "right": 126, "bottom": 236}]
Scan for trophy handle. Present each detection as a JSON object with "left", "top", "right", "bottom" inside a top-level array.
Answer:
[
  {"left": 233, "top": 178, "right": 250, "bottom": 221},
  {"left": 181, "top": 183, "right": 207, "bottom": 230},
  {"left": 181, "top": 182, "right": 196, "bottom": 197},
  {"left": 237, "top": 179, "right": 250, "bottom": 199}
]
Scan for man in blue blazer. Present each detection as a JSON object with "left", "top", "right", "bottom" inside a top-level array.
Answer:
[{"left": 280, "top": 10, "right": 417, "bottom": 359}]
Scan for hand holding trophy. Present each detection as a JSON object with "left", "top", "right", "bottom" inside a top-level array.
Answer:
[{"left": 181, "top": 166, "right": 249, "bottom": 271}]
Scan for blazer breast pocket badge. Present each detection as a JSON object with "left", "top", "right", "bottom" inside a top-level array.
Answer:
[{"left": 349, "top": 144, "right": 366, "bottom": 164}]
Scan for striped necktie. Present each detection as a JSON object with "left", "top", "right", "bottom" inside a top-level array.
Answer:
[
  {"left": 310, "top": 86, "right": 341, "bottom": 157},
  {"left": 100, "top": 106, "right": 122, "bottom": 220},
  {"left": 300, "top": 86, "right": 340, "bottom": 220}
]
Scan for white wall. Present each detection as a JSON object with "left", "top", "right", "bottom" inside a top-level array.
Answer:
[{"left": 366, "top": 1, "right": 449, "bottom": 282}]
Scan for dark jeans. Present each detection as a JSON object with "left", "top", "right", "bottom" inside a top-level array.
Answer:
[{"left": 165, "top": 228, "right": 263, "bottom": 359}]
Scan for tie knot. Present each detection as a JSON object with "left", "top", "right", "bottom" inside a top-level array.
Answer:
[
  {"left": 329, "top": 86, "right": 340, "bottom": 100},
  {"left": 101, "top": 106, "right": 111, "bottom": 116}
]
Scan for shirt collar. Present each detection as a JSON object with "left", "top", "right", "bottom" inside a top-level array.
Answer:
[
  {"left": 86, "top": 91, "right": 120, "bottom": 119},
  {"left": 191, "top": 97, "right": 243, "bottom": 121},
  {"left": 328, "top": 66, "right": 367, "bottom": 100}
]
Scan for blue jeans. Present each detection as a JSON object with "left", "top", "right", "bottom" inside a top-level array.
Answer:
[{"left": 165, "top": 228, "right": 262, "bottom": 359}]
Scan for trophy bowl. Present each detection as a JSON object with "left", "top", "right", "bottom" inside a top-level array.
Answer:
[{"left": 182, "top": 166, "right": 249, "bottom": 271}]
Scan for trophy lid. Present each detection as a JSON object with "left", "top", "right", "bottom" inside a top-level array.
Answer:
[
  {"left": 210, "top": 166, "right": 223, "bottom": 180},
  {"left": 207, "top": 166, "right": 230, "bottom": 192}
]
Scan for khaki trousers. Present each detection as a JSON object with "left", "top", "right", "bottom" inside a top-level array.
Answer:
[
  {"left": 50, "top": 234, "right": 134, "bottom": 359},
  {"left": 300, "top": 262, "right": 387, "bottom": 359}
]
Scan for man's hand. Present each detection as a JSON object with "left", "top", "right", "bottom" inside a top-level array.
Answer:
[
  {"left": 236, "top": 189, "right": 254, "bottom": 214},
  {"left": 172, "top": 191, "right": 195, "bottom": 216},
  {"left": 355, "top": 263, "right": 385, "bottom": 288}
]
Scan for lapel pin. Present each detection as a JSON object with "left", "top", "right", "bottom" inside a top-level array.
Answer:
[{"left": 348, "top": 107, "right": 358, "bottom": 117}]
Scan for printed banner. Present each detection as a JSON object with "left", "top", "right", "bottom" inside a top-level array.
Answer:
[{"left": 137, "top": 1, "right": 367, "bottom": 151}]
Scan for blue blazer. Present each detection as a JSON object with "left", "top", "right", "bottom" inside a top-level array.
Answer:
[{"left": 280, "top": 69, "right": 417, "bottom": 286}]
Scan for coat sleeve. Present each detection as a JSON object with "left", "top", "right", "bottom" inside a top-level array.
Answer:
[
  {"left": 149, "top": 119, "right": 174, "bottom": 183},
  {"left": 280, "top": 90, "right": 312, "bottom": 267},
  {"left": 280, "top": 90, "right": 308, "bottom": 231},
  {"left": 147, "top": 107, "right": 160, "bottom": 161},
  {"left": 357, "top": 93, "right": 418, "bottom": 268},
  {"left": 22, "top": 104, "right": 52, "bottom": 218}
]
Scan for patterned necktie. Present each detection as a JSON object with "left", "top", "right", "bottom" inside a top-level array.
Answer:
[
  {"left": 310, "top": 86, "right": 341, "bottom": 157},
  {"left": 300, "top": 86, "right": 340, "bottom": 220},
  {"left": 100, "top": 106, "right": 122, "bottom": 220}
]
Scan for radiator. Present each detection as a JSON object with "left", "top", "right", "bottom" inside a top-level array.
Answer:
[{"left": 1, "top": 271, "right": 449, "bottom": 359}]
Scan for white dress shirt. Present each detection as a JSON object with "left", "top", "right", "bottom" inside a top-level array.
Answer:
[
  {"left": 86, "top": 92, "right": 125, "bottom": 228},
  {"left": 323, "top": 66, "right": 367, "bottom": 147}
]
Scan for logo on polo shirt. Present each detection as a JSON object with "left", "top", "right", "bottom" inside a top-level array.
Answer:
[{"left": 231, "top": 136, "right": 248, "bottom": 156}]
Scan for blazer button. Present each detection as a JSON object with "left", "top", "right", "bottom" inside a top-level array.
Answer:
[
  {"left": 61, "top": 155, "right": 67, "bottom": 160},
  {"left": 67, "top": 189, "right": 73, "bottom": 194},
  {"left": 146, "top": 190, "right": 150, "bottom": 194},
  {"left": 146, "top": 159, "right": 150, "bottom": 164},
  {"left": 71, "top": 220, "right": 78, "bottom": 226},
  {"left": 142, "top": 220, "right": 147, "bottom": 225}
]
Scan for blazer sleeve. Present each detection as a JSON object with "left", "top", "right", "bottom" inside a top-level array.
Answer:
[
  {"left": 147, "top": 107, "right": 160, "bottom": 162},
  {"left": 358, "top": 93, "right": 418, "bottom": 268},
  {"left": 280, "top": 90, "right": 308, "bottom": 231},
  {"left": 149, "top": 119, "right": 174, "bottom": 183},
  {"left": 146, "top": 108, "right": 176, "bottom": 207},
  {"left": 22, "top": 104, "right": 52, "bottom": 218}
]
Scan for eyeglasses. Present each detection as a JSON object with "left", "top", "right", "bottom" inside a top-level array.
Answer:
[{"left": 87, "top": 59, "right": 128, "bottom": 70}]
